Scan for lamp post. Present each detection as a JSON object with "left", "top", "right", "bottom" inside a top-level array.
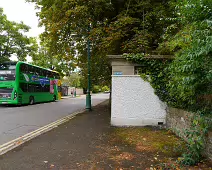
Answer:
[{"left": 86, "top": 25, "right": 91, "bottom": 111}]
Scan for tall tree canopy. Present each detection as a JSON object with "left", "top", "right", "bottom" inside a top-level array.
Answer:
[
  {"left": 0, "top": 8, "right": 38, "bottom": 62},
  {"left": 160, "top": 0, "right": 212, "bottom": 110},
  {"left": 26, "top": 0, "right": 175, "bottom": 88},
  {"left": 32, "top": 39, "right": 76, "bottom": 76}
]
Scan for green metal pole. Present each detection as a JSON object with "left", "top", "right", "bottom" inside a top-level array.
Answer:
[{"left": 86, "top": 25, "right": 92, "bottom": 111}]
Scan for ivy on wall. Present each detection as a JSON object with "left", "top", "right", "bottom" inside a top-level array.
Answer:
[
  {"left": 125, "top": 0, "right": 212, "bottom": 166},
  {"left": 124, "top": 53, "right": 174, "bottom": 105},
  {"left": 181, "top": 114, "right": 211, "bottom": 165},
  {"left": 167, "top": 22, "right": 212, "bottom": 113},
  {"left": 124, "top": 52, "right": 212, "bottom": 165}
]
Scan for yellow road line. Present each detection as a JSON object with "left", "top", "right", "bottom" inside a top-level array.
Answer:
[{"left": 0, "top": 109, "right": 85, "bottom": 156}]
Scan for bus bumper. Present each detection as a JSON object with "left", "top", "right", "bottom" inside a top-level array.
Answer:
[{"left": 0, "top": 99, "right": 18, "bottom": 105}]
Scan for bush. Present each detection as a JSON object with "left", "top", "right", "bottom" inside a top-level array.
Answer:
[
  {"left": 102, "top": 85, "right": 110, "bottom": 92},
  {"left": 92, "top": 85, "right": 101, "bottom": 93}
]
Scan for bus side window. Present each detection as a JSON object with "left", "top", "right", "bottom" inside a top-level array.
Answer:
[
  {"left": 22, "top": 64, "right": 29, "bottom": 73},
  {"left": 39, "top": 69, "right": 42, "bottom": 77},
  {"left": 44, "top": 70, "right": 48, "bottom": 78},
  {"left": 38, "top": 68, "right": 41, "bottom": 76},
  {"left": 20, "top": 83, "right": 28, "bottom": 92},
  {"left": 35, "top": 84, "right": 40, "bottom": 92},
  {"left": 25, "top": 65, "right": 28, "bottom": 73},
  {"left": 27, "top": 66, "right": 30, "bottom": 74},
  {"left": 28, "top": 66, "right": 33, "bottom": 74},
  {"left": 20, "top": 64, "right": 26, "bottom": 73},
  {"left": 32, "top": 67, "right": 36, "bottom": 75},
  {"left": 30, "top": 66, "right": 35, "bottom": 75},
  {"left": 35, "top": 67, "right": 39, "bottom": 76},
  {"left": 40, "top": 69, "right": 44, "bottom": 77},
  {"left": 48, "top": 71, "right": 52, "bottom": 78},
  {"left": 28, "top": 84, "right": 34, "bottom": 92},
  {"left": 44, "top": 70, "right": 47, "bottom": 77},
  {"left": 20, "top": 64, "right": 24, "bottom": 73},
  {"left": 53, "top": 73, "right": 56, "bottom": 79}
]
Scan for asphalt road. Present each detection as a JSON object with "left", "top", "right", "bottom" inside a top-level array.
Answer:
[{"left": 0, "top": 93, "right": 109, "bottom": 145}]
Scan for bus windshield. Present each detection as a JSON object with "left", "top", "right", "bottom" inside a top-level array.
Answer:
[{"left": 0, "top": 63, "right": 16, "bottom": 81}]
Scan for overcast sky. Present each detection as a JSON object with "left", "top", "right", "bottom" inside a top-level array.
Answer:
[
  {"left": 0, "top": 0, "right": 44, "bottom": 37},
  {"left": 0, "top": 0, "right": 44, "bottom": 61}
]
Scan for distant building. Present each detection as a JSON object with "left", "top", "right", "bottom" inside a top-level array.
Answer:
[{"left": 61, "top": 85, "right": 69, "bottom": 96}]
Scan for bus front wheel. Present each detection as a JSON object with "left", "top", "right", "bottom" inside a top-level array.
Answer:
[{"left": 29, "top": 96, "right": 34, "bottom": 105}]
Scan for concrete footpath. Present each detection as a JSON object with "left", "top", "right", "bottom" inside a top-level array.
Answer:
[
  {"left": 0, "top": 100, "right": 211, "bottom": 170},
  {"left": 0, "top": 100, "right": 111, "bottom": 170}
]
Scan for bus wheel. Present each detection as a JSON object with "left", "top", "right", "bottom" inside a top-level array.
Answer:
[{"left": 29, "top": 96, "right": 34, "bottom": 105}]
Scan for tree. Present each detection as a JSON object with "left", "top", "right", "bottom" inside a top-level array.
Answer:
[
  {"left": 26, "top": 0, "right": 175, "bottom": 88},
  {"left": 31, "top": 39, "right": 77, "bottom": 77},
  {"left": 96, "top": 0, "right": 176, "bottom": 54},
  {"left": 0, "top": 8, "right": 38, "bottom": 61},
  {"left": 158, "top": 0, "right": 212, "bottom": 111},
  {"left": 62, "top": 72, "right": 81, "bottom": 88}
]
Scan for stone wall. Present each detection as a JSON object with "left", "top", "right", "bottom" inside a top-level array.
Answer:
[
  {"left": 76, "top": 88, "right": 84, "bottom": 95},
  {"left": 166, "top": 107, "right": 212, "bottom": 161},
  {"left": 111, "top": 75, "right": 166, "bottom": 126},
  {"left": 67, "top": 88, "right": 84, "bottom": 95}
]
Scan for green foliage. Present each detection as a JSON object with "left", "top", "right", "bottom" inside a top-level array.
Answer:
[
  {"left": 125, "top": 52, "right": 211, "bottom": 166},
  {"left": 26, "top": 0, "right": 175, "bottom": 88},
  {"left": 62, "top": 73, "right": 81, "bottom": 88},
  {"left": 180, "top": 114, "right": 212, "bottom": 165},
  {"left": 92, "top": 85, "right": 101, "bottom": 93},
  {"left": 0, "top": 8, "right": 38, "bottom": 61},
  {"left": 125, "top": 53, "right": 173, "bottom": 103},
  {"left": 31, "top": 39, "right": 76, "bottom": 76},
  {"left": 78, "top": 52, "right": 112, "bottom": 90},
  {"left": 97, "top": 0, "right": 176, "bottom": 54},
  {"left": 167, "top": 25, "right": 212, "bottom": 111},
  {"left": 126, "top": 0, "right": 212, "bottom": 166},
  {"left": 158, "top": 0, "right": 212, "bottom": 54},
  {"left": 162, "top": 0, "right": 212, "bottom": 113},
  {"left": 102, "top": 85, "right": 110, "bottom": 92},
  {"left": 27, "top": 0, "right": 113, "bottom": 87},
  {"left": 26, "top": 0, "right": 211, "bottom": 165}
]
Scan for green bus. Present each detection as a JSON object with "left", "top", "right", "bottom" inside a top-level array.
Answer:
[{"left": 0, "top": 61, "right": 60, "bottom": 105}]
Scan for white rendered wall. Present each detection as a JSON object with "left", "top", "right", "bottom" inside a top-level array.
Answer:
[{"left": 111, "top": 75, "right": 167, "bottom": 126}]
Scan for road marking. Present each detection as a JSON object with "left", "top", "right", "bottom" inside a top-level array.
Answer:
[
  {"left": 0, "top": 109, "right": 85, "bottom": 156},
  {"left": 0, "top": 99, "right": 108, "bottom": 156}
]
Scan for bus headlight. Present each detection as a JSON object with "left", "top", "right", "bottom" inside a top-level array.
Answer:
[{"left": 14, "top": 91, "right": 17, "bottom": 100}]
